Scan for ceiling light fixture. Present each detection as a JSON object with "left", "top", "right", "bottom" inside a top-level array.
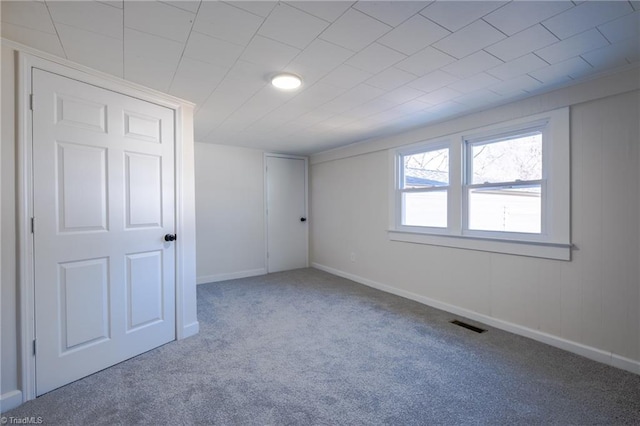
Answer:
[{"left": 271, "top": 73, "right": 302, "bottom": 90}]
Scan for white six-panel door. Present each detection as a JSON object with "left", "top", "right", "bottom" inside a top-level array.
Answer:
[
  {"left": 32, "top": 69, "right": 176, "bottom": 395},
  {"left": 266, "top": 155, "right": 308, "bottom": 273}
]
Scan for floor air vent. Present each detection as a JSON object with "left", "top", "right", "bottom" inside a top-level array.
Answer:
[{"left": 450, "top": 320, "right": 487, "bottom": 334}]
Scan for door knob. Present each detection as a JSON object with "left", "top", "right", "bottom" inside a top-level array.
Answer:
[
  {"left": 164, "top": 234, "right": 177, "bottom": 242},
  {"left": 300, "top": 217, "right": 307, "bottom": 222}
]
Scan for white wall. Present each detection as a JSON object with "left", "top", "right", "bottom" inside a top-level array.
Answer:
[
  {"left": 310, "top": 70, "right": 640, "bottom": 373},
  {"left": 194, "top": 143, "right": 266, "bottom": 283}
]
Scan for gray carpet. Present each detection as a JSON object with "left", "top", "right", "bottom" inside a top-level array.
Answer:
[{"left": 4, "top": 268, "right": 640, "bottom": 425}]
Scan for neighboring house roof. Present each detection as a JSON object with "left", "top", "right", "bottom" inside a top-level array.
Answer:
[{"left": 405, "top": 167, "right": 448, "bottom": 187}]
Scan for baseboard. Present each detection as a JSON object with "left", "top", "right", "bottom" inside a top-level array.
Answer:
[
  {"left": 180, "top": 321, "right": 199, "bottom": 340},
  {"left": 311, "top": 262, "right": 640, "bottom": 376},
  {"left": 197, "top": 268, "right": 266, "bottom": 285},
  {"left": 1, "top": 390, "right": 23, "bottom": 413}
]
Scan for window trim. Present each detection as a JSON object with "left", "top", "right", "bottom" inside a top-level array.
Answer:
[{"left": 389, "top": 108, "right": 571, "bottom": 260}]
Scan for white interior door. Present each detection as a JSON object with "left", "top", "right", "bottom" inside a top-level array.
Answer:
[
  {"left": 266, "top": 155, "right": 308, "bottom": 273},
  {"left": 32, "top": 69, "right": 176, "bottom": 395}
]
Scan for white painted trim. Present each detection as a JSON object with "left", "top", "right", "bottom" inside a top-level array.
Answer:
[
  {"left": 264, "top": 153, "right": 309, "bottom": 273},
  {"left": 16, "top": 50, "right": 198, "bottom": 403},
  {"left": 0, "top": 390, "right": 23, "bottom": 413},
  {"left": 311, "top": 263, "right": 640, "bottom": 376},
  {"left": 197, "top": 268, "right": 267, "bottom": 284}
]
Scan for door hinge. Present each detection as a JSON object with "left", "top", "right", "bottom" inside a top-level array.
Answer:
[
  {"left": 33, "top": 339, "right": 36, "bottom": 356},
  {"left": 29, "top": 94, "right": 33, "bottom": 110},
  {"left": 31, "top": 217, "right": 35, "bottom": 234}
]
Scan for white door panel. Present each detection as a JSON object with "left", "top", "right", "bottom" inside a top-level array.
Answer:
[
  {"left": 266, "top": 156, "right": 308, "bottom": 273},
  {"left": 33, "top": 69, "right": 176, "bottom": 395}
]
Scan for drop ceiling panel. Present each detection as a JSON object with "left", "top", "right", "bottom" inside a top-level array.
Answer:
[
  {"left": 1, "top": 23, "right": 65, "bottom": 56},
  {"left": 194, "top": 1, "right": 263, "bottom": 46},
  {"left": 345, "top": 43, "right": 406, "bottom": 74},
  {"left": 2, "top": 0, "right": 638, "bottom": 155},
  {"left": 258, "top": 2, "right": 329, "bottom": 49},
  {"left": 183, "top": 31, "right": 244, "bottom": 66},
  {"left": 124, "top": 1, "right": 195, "bottom": 43},
  {"left": 352, "top": 1, "right": 430, "bottom": 27},
  {"left": 483, "top": 1, "right": 574, "bottom": 36},
  {"left": 542, "top": 1, "right": 632, "bottom": 40},
  {"left": 432, "top": 20, "right": 505, "bottom": 59},
  {"left": 536, "top": 29, "right": 609, "bottom": 65},
  {"left": 485, "top": 25, "right": 559, "bottom": 62},
  {"left": 319, "top": 8, "right": 391, "bottom": 51},
  {"left": 378, "top": 14, "right": 450, "bottom": 55},
  {"left": 57, "top": 23, "right": 123, "bottom": 77},
  {"left": 285, "top": 1, "right": 353, "bottom": 23},
  {"left": 420, "top": 1, "right": 506, "bottom": 32},
  {"left": 1, "top": 1, "right": 56, "bottom": 34}
]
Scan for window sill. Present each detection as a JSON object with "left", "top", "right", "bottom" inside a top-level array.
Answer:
[{"left": 388, "top": 230, "right": 571, "bottom": 260}]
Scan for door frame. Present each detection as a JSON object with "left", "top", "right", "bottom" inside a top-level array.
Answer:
[
  {"left": 16, "top": 49, "right": 199, "bottom": 402},
  {"left": 263, "top": 153, "right": 309, "bottom": 273}
]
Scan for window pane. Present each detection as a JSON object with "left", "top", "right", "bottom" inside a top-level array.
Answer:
[
  {"left": 402, "top": 191, "right": 447, "bottom": 228},
  {"left": 470, "top": 133, "right": 542, "bottom": 184},
  {"left": 468, "top": 186, "right": 541, "bottom": 233},
  {"left": 403, "top": 148, "right": 449, "bottom": 189}
]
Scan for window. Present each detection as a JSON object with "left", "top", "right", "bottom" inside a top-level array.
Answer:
[
  {"left": 400, "top": 146, "right": 449, "bottom": 228},
  {"left": 390, "top": 108, "right": 570, "bottom": 260}
]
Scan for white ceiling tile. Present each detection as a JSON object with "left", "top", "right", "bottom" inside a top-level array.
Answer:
[
  {"left": 318, "top": 64, "right": 373, "bottom": 89},
  {"left": 169, "top": 57, "right": 228, "bottom": 105},
  {"left": 395, "top": 46, "right": 455, "bottom": 76},
  {"left": 321, "top": 83, "right": 385, "bottom": 114},
  {"left": 319, "top": 8, "right": 392, "bottom": 51},
  {"left": 258, "top": 2, "right": 329, "bottom": 49},
  {"left": 284, "top": 82, "right": 346, "bottom": 110},
  {"left": 124, "top": 1, "right": 195, "bottom": 43},
  {"left": 448, "top": 72, "right": 501, "bottom": 93},
  {"left": 1, "top": 1, "right": 56, "bottom": 34},
  {"left": 441, "top": 51, "right": 503, "bottom": 78},
  {"left": 161, "top": 1, "right": 201, "bottom": 13},
  {"left": 57, "top": 23, "right": 123, "bottom": 77},
  {"left": 378, "top": 14, "right": 450, "bottom": 55},
  {"left": 285, "top": 1, "right": 353, "bottom": 22},
  {"left": 416, "top": 87, "right": 461, "bottom": 104},
  {"left": 125, "top": 28, "right": 184, "bottom": 68},
  {"left": 353, "top": 1, "right": 431, "bottom": 26},
  {"left": 486, "top": 53, "right": 548, "bottom": 80},
  {"left": 420, "top": 1, "right": 506, "bottom": 32},
  {"left": 536, "top": 29, "right": 609, "bottom": 65},
  {"left": 529, "top": 57, "right": 593, "bottom": 84},
  {"left": 183, "top": 31, "right": 244, "bottom": 67},
  {"left": 286, "top": 39, "right": 354, "bottom": 84},
  {"left": 598, "top": 11, "right": 640, "bottom": 44},
  {"left": 485, "top": 25, "right": 559, "bottom": 62},
  {"left": 194, "top": 2, "right": 262, "bottom": 46},
  {"left": 366, "top": 67, "right": 416, "bottom": 91},
  {"left": 97, "top": 1, "right": 124, "bottom": 9},
  {"left": 240, "top": 35, "right": 301, "bottom": 70},
  {"left": 454, "top": 88, "right": 503, "bottom": 108},
  {"left": 483, "top": 1, "right": 574, "bottom": 36},
  {"left": 229, "top": 1, "right": 277, "bottom": 18},
  {"left": 488, "top": 75, "right": 543, "bottom": 96},
  {"left": 408, "top": 70, "right": 458, "bottom": 93},
  {"left": 124, "top": 53, "right": 176, "bottom": 92},
  {"left": 432, "top": 20, "right": 505, "bottom": 59},
  {"left": 345, "top": 43, "right": 406, "bottom": 74},
  {"left": 0, "top": 22, "right": 65, "bottom": 57},
  {"left": 543, "top": 1, "right": 633, "bottom": 40},
  {"left": 48, "top": 1, "right": 122, "bottom": 39},
  {"left": 581, "top": 37, "right": 639, "bottom": 71},
  {"left": 345, "top": 98, "right": 398, "bottom": 120},
  {"left": 381, "top": 86, "right": 426, "bottom": 103}
]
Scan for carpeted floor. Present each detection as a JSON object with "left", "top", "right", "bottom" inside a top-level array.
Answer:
[{"left": 4, "top": 268, "right": 640, "bottom": 425}]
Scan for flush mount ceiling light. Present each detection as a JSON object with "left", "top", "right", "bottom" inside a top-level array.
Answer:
[{"left": 271, "top": 73, "right": 302, "bottom": 90}]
